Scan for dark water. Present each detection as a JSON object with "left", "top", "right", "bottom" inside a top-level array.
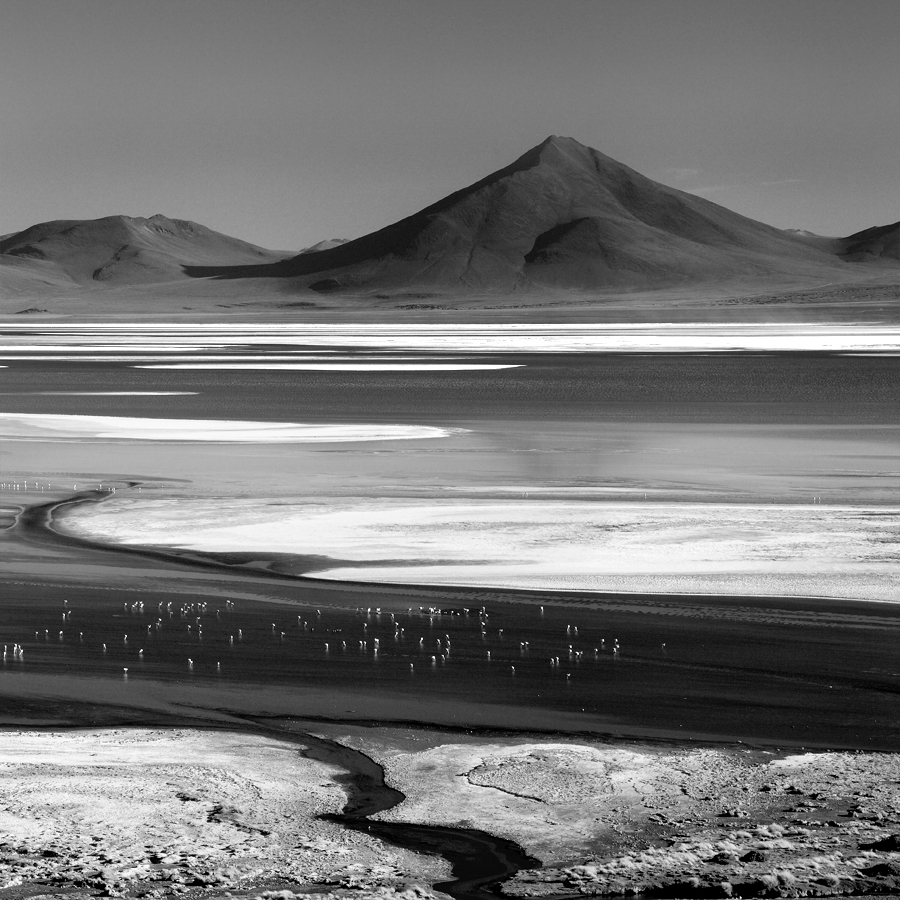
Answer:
[
  {"left": 1, "top": 352, "right": 898, "bottom": 424},
  {"left": 6, "top": 495, "right": 900, "bottom": 750},
  {"left": 284, "top": 726, "right": 541, "bottom": 898}
]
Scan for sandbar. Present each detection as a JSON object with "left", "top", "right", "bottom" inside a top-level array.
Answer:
[{"left": 0, "top": 413, "right": 466, "bottom": 443}]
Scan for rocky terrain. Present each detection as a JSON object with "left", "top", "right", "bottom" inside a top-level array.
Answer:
[
  {"left": 324, "top": 726, "right": 900, "bottom": 899},
  {"left": 0, "top": 728, "right": 444, "bottom": 899}
]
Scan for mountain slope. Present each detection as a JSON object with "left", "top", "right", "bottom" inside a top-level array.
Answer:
[
  {"left": 837, "top": 222, "right": 899, "bottom": 261},
  {"left": 1, "top": 214, "right": 286, "bottom": 286},
  {"left": 184, "top": 136, "right": 860, "bottom": 292}
]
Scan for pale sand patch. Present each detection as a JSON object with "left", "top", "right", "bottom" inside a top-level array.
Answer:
[
  {"left": 0, "top": 413, "right": 464, "bottom": 443},
  {"left": 0, "top": 728, "right": 443, "bottom": 895},
  {"left": 62, "top": 496, "right": 900, "bottom": 602},
  {"left": 327, "top": 729, "right": 900, "bottom": 896}
]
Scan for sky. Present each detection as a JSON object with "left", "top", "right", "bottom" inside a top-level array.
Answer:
[{"left": 2, "top": 0, "right": 897, "bottom": 250}]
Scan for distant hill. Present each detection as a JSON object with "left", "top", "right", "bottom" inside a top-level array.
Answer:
[
  {"left": 298, "top": 238, "right": 350, "bottom": 254},
  {"left": 0, "top": 214, "right": 286, "bottom": 286},
  {"left": 182, "top": 136, "right": 891, "bottom": 293}
]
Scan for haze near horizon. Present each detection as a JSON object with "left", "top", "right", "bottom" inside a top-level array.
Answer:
[{"left": 2, "top": 0, "right": 897, "bottom": 252}]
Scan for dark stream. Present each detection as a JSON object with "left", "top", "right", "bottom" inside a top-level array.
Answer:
[{"left": 295, "top": 731, "right": 540, "bottom": 898}]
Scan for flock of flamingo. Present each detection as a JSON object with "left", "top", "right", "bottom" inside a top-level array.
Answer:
[{"left": 1, "top": 593, "right": 647, "bottom": 688}]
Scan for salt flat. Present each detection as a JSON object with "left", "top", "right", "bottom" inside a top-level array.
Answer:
[
  {"left": 2, "top": 321, "right": 899, "bottom": 354},
  {"left": 61, "top": 496, "right": 900, "bottom": 602}
]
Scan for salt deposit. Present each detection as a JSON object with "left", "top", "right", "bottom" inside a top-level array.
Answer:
[
  {"left": 62, "top": 496, "right": 900, "bottom": 602},
  {"left": 0, "top": 413, "right": 465, "bottom": 443}
]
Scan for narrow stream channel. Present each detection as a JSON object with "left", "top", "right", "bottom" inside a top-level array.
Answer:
[{"left": 296, "top": 731, "right": 541, "bottom": 899}]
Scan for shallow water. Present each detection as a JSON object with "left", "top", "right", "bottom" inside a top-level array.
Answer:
[
  {"left": 1, "top": 494, "right": 897, "bottom": 750},
  {"left": 1, "top": 348, "right": 899, "bottom": 749}
]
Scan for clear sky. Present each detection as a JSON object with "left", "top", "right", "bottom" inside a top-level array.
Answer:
[{"left": 2, "top": 0, "right": 897, "bottom": 250}]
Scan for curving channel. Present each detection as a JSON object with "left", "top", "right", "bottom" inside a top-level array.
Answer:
[{"left": 298, "top": 732, "right": 541, "bottom": 898}]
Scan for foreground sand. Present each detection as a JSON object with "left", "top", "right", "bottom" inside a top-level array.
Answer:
[
  {"left": 0, "top": 728, "right": 444, "bottom": 898},
  {"left": 320, "top": 725, "right": 900, "bottom": 898}
]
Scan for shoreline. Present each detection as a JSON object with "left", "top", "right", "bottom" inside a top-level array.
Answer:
[{"left": 46, "top": 489, "right": 899, "bottom": 611}]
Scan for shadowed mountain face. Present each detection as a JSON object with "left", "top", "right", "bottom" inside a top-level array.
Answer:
[
  {"left": 181, "top": 136, "right": 889, "bottom": 293},
  {"left": 0, "top": 214, "right": 285, "bottom": 286},
  {"left": 838, "top": 222, "right": 899, "bottom": 261}
]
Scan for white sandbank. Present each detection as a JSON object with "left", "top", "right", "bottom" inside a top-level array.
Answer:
[
  {"left": 135, "top": 363, "right": 523, "bottom": 370},
  {"left": 0, "top": 413, "right": 464, "bottom": 443},
  {"left": 2, "top": 323, "right": 897, "bottom": 353},
  {"left": 62, "top": 497, "right": 900, "bottom": 602}
]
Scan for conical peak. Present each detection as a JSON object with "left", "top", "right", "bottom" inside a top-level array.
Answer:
[
  {"left": 531, "top": 135, "right": 601, "bottom": 171},
  {"left": 539, "top": 134, "right": 585, "bottom": 149}
]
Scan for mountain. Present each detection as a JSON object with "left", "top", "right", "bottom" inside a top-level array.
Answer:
[
  {"left": 837, "top": 222, "right": 899, "bottom": 261},
  {"left": 0, "top": 214, "right": 286, "bottom": 286},
  {"left": 298, "top": 238, "right": 349, "bottom": 254},
  {"left": 2, "top": 139, "right": 895, "bottom": 308},
  {"left": 182, "top": 136, "right": 885, "bottom": 293}
]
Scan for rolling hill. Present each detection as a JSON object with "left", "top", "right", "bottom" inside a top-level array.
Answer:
[{"left": 0, "top": 214, "right": 286, "bottom": 287}]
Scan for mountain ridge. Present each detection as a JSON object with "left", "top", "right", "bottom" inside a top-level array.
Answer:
[
  {"left": 180, "top": 135, "right": 895, "bottom": 292},
  {"left": 2, "top": 137, "right": 896, "bottom": 305}
]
